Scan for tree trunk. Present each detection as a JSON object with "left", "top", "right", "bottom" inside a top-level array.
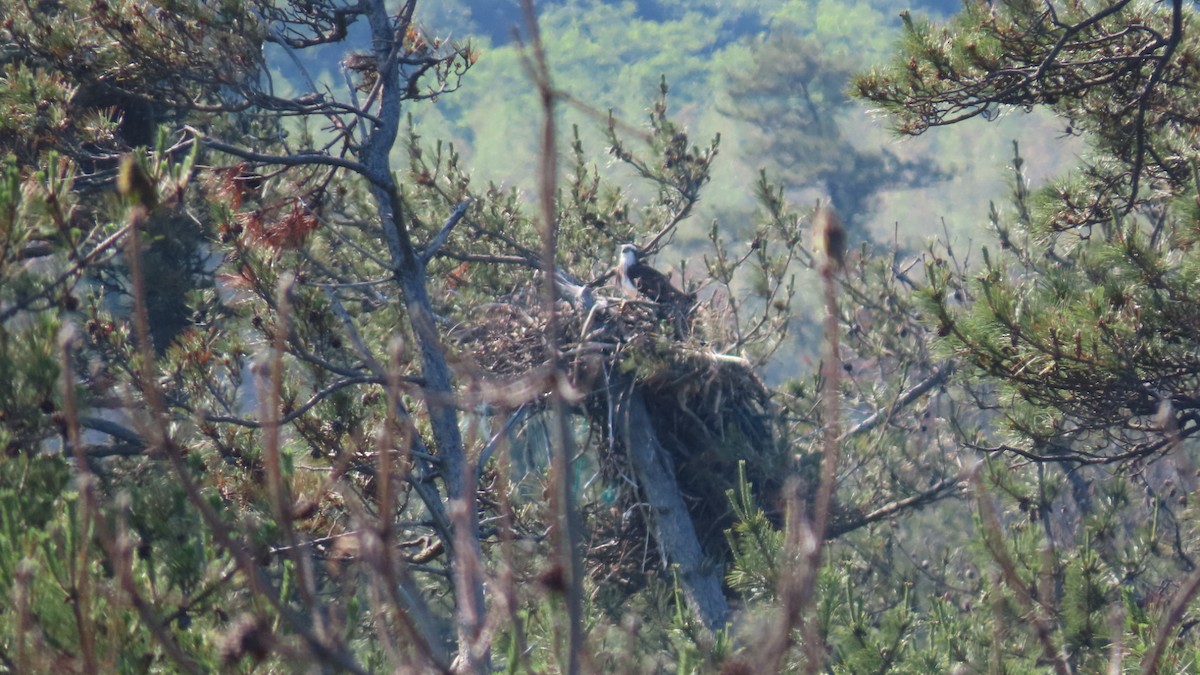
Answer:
[
  {"left": 360, "top": 1, "right": 485, "bottom": 668},
  {"left": 615, "top": 376, "right": 730, "bottom": 630}
]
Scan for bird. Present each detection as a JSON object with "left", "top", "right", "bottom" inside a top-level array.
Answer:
[
  {"left": 616, "top": 244, "right": 695, "bottom": 307},
  {"left": 615, "top": 244, "right": 696, "bottom": 339}
]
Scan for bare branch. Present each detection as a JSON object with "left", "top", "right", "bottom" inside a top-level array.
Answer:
[
  {"left": 838, "top": 364, "right": 954, "bottom": 442},
  {"left": 186, "top": 128, "right": 379, "bottom": 185},
  {"left": 420, "top": 199, "right": 473, "bottom": 263}
]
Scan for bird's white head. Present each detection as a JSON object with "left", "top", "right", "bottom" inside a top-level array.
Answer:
[{"left": 619, "top": 244, "right": 639, "bottom": 269}]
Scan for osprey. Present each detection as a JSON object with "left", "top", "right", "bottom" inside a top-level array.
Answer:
[{"left": 616, "top": 244, "right": 695, "bottom": 307}]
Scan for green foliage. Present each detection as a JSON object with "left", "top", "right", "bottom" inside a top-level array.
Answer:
[
  {"left": 919, "top": 137, "right": 1200, "bottom": 462},
  {"left": 0, "top": 455, "right": 228, "bottom": 672},
  {"left": 724, "top": 462, "right": 782, "bottom": 600},
  {"left": 0, "top": 155, "right": 71, "bottom": 454}
]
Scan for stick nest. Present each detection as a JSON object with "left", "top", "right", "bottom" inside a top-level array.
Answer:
[{"left": 449, "top": 283, "right": 785, "bottom": 593}]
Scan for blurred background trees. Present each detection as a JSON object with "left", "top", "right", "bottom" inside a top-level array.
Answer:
[
  {"left": 3, "top": 0, "right": 1200, "bottom": 672},
  {"left": 722, "top": 29, "right": 948, "bottom": 235}
]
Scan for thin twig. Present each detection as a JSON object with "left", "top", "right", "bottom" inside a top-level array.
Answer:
[
  {"left": 1140, "top": 559, "right": 1200, "bottom": 673},
  {"left": 972, "top": 466, "right": 1072, "bottom": 675},
  {"left": 519, "top": 1, "right": 586, "bottom": 671}
]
